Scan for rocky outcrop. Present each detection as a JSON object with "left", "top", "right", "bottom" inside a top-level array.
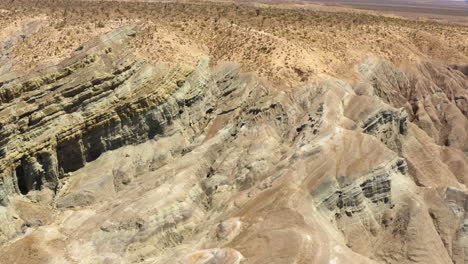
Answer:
[
  {"left": 361, "top": 109, "right": 408, "bottom": 152},
  {"left": 0, "top": 26, "right": 204, "bottom": 199},
  {"left": 358, "top": 58, "right": 468, "bottom": 152},
  {"left": 318, "top": 158, "right": 406, "bottom": 218},
  {"left": 0, "top": 24, "right": 467, "bottom": 264}
]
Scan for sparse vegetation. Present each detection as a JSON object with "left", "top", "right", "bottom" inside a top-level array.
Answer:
[{"left": 0, "top": 0, "right": 466, "bottom": 84}]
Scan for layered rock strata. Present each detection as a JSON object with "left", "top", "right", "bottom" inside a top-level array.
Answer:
[{"left": 0, "top": 25, "right": 467, "bottom": 264}]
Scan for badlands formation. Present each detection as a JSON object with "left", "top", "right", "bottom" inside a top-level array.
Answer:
[{"left": 0, "top": 1, "right": 467, "bottom": 263}]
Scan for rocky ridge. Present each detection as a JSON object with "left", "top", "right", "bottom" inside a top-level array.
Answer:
[{"left": 0, "top": 4, "right": 467, "bottom": 264}]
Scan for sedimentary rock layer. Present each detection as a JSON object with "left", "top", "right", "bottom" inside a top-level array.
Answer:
[{"left": 0, "top": 17, "right": 467, "bottom": 264}]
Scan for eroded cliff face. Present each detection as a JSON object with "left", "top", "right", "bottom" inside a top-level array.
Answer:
[{"left": 0, "top": 17, "right": 467, "bottom": 264}]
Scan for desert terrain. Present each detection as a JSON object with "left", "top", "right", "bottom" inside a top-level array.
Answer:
[{"left": 0, "top": 0, "right": 467, "bottom": 263}]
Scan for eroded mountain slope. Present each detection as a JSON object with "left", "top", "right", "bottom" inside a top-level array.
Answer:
[
  {"left": 1, "top": 0, "right": 467, "bottom": 85},
  {"left": 0, "top": 1, "right": 467, "bottom": 264}
]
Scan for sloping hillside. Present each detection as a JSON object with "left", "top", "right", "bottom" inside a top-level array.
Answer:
[{"left": 0, "top": 1, "right": 467, "bottom": 264}]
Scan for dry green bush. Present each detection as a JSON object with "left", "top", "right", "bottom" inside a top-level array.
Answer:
[{"left": 0, "top": 0, "right": 466, "bottom": 84}]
